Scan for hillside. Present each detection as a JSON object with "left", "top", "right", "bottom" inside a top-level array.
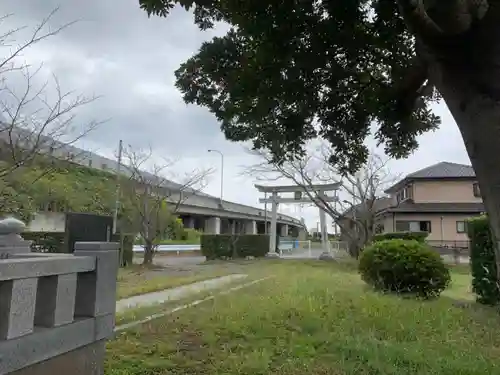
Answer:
[{"left": 0, "top": 160, "right": 122, "bottom": 221}]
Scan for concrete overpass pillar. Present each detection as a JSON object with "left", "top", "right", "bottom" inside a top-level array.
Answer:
[
  {"left": 289, "top": 226, "right": 299, "bottom": 238},
  {"left": 280, "top": 224, "right": 289, "bottom": 237},
  {"left": 184, "top": 216, "right": 195, "bottom": 229},
  {"left": 205, "top": 217, "right": 221, "bottom": 234},
  {"left": 298, "top": 228, "right": 307, "bottom": 241},
  {"left": 245, "top": 220, "right": 257, "bottom": 234}
]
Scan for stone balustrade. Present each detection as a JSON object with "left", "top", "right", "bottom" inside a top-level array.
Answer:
[{"left": 0, "top": 218, "right": 119, "bottom": 375}]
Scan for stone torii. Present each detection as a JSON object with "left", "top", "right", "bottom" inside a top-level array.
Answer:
[{"left": 255, "top": 183, "right": 341, "bottom": 254}]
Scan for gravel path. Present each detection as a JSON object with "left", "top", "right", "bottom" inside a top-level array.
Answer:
[{"left": 116, "top": 274, "right": 248, "bottom": 312}]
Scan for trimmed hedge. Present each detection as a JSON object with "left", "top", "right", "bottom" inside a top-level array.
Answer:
[
  {"left": 467, "top": 216, "right": 500, "bottom": 305},
  {"left": 373, "top": 231, "right": 428, "bottom": 243},
  {"left": 23, "top": 231, "right": 66, "bottom": 253},
  {"left": 359, "top": 239, "right": 450, "bottom": 298},
  {"left": 201, "top": 234, "right": 269, "bottom": 260}
]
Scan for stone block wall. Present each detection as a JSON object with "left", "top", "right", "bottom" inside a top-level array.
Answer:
[{"left": 0, "top": 218, "right": 119, "bottom": 375}]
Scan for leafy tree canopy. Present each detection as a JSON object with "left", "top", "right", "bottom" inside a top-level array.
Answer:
[{"left": 138, "top": 0, "right": 447, "bottom": 172}]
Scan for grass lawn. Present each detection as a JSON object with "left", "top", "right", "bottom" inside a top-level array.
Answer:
[
  {"left": 116, "top": 264, "right": 238, "bottom": 300},
  {"left": 106, "top": 260, "right": 500, "bottom": 375}
]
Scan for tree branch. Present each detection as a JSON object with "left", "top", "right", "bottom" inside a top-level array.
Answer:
[
  {"left": 120, "top": 145, "right": 213, "bottom": 258},
  {"left": 243, "top": 143, "right": 398, "bottom": 254},
  {"left": 397, "top": 0, "right": 489, "bottom": 39}
]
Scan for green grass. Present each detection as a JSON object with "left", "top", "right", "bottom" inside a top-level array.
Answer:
[
  {"left": 115, "top": 290, "right": 217, "bottom": 326},
  {"left": 116, "top": 265, "right": 236, "bottom": 300},
  {"left": 106, "top": 261, "right": 500, "bottom": 374}
]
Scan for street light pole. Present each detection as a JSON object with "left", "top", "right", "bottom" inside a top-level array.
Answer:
[{"left": 208, "top": 149, "right": 224, "bottom": 202}]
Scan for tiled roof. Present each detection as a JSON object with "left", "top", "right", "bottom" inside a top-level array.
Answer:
[
  {"left": 406, "top": 162, "right": 475, "bottom": 179},
  {"left": 385, "top": 162, "right": 476, "bottom": 193},
  {"left": 380, "top": 202, "right": 484, "bottom": 214}
]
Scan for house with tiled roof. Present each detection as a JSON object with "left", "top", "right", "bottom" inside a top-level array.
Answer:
[{"left": 375, "top": 161, "right": 484, "bottom": 246}]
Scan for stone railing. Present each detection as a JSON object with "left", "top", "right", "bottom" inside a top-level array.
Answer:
[{"left": 0, "top": 218, "right": 119, "bottom": 375}]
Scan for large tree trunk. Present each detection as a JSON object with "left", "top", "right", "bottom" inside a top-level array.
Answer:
[{"left": 427, "top": 3, "right": 500, "bottom": 279}]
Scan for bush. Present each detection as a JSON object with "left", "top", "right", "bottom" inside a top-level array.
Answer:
[
  {"left": 112, "top": 233, "right": 134, "bottom": 267},
  {"left": 467, "top": 215, "right": 500, "bottom": 305},
  {"left": 373, "top": 231, "right": 428, "bottom": 243},
  {"left": 234, "top": 235, "right": 269, "bottom": 258},
  {"left": 180, "top": 228, "right": 202, "bottom": 242},
  {"left": 23, "top": 231, "right": 66, "bottom": 253},
  {"left": 359, "top": 239, "right": 450, "bottom": 298},
  {"left": 201, "top": 234, "right": 269, "bottom": 260}
]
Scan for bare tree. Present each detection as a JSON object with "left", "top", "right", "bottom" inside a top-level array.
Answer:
[
  {"left": 120, "top": 146, "right": 212, "bottom": 265},
  {"left": 244, "top": 144, "right": 397, "bottom": 257},
  {"left": 0, "top": 9, "right": 100, "bottom": 199}
]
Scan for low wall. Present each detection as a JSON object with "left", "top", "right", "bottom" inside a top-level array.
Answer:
[{"left": 0, "top": 218, "right": 119, "bottom": 375}]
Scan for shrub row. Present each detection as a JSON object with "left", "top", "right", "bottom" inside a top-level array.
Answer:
[
  {"left": 22, "top": 231, "right": 133, "bottom": 267},
  {"left": 467, "top": 216, "right": 500, "bottom": 305},
  {"left": 359, "top": 239, "right": 450, "bottom": 298},
  {"left": 201, "top": 234, "right": 269, "bottom": 260},
  {"left": 373, "top": 231, "right": 428, "bottom": 243},
  {"left": 23, "top": 231, "right": 66, "bottom": 253}
]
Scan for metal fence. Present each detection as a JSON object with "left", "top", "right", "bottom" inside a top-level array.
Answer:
[
  {"left": 426, "top": 240, "right": 470, "bottom": 265},
  {"left": 426, "top": 240, "right": 470, "bottom": 255}
]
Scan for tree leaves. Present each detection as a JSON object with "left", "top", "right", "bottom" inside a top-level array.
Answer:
[{"left": 140, "top": 0, "right": 443, "bottom": 173}]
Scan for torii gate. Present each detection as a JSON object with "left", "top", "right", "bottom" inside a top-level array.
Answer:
[{"left": 255, "top": 183, "right": 341, "bottom": 254}]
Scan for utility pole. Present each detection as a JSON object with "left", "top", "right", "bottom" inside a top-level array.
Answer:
[
  {"left": 113, "top": 139, "right": 123, "bottom": 267},
  {"left": 208, "top": 149, "right": 224, "bottom": 203},
  {"left": 113, "top": 139, "right": 123, "bottom": 234}
]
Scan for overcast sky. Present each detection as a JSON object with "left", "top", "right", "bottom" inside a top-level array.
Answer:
[{"left": 0, "top": 1, "right": 471, "bottom": 230}]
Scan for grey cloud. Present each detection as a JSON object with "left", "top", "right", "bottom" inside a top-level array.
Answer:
[
  {"left": 0, "top": 0, "right": 231, "bottom": 157},
  {"left": 0, "top": 0, "right": 471, "bottom": 228}
]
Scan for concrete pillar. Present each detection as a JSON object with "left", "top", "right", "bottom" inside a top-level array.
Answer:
[
  {"left": 318, "top": 201, "right": 328, "bottom": 251},
  {"left": 245, "top": 220, "right": 257, "bottom": 234},
  {"left": 204, "top": 217, "right": 221, "bottom": 234},
  {"left": 184, "top": 216, "right": 195, "bottom": 229},
  {"left": 298, "top": 228, "right": 307, "bottom": 241},
  {"left": 280, "top": 224, "right": 289, "bottom": 237},
  {"left": 231, "top": 220, "right": 236, "bottom": 235}
]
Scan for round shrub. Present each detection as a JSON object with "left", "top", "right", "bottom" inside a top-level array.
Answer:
[{"left": 359, "top": 239, "right": 451, "bottom": 298}]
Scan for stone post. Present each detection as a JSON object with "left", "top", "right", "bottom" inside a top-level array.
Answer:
[
  {"left": 0, "top": 217, "right": 31, "bottom": 258},
  {"left": 74, "top": 242, "right": 119, "bottom": 339}
]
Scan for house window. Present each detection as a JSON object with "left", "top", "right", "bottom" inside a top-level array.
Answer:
[
  {"left": 456, "top": 221, "right": 466, "bottom": 233},
  {"left": 397, "top": 185, "right": 413, "bottom": 203},
  {"left": 473, "top": 183, "right": 481, "bottom": 197},
  {"left": 375, "top": 224, "right": 384, "bottom": 234},
  {"left": 101, "top": 163, "right": 107, "bottom": 170},
  {"left": 88, "top": 159, "right": 93, "bottom": 167},
  {"left": 395, "top": 220, "right": 431, "bottom": 232}
]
